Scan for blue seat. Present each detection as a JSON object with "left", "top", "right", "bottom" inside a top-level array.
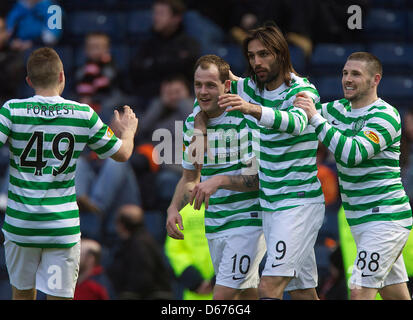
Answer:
[
  {"left": 379, "top": 76, "right": 413, "bottom": 100},
  {"left": 364, "top": 9, "right": 406, "bottom": 41},
  {"left": 408, "top": 11, "right": 413, "bottom": 40},
  {"left": 289, "top": 45, "right": 306, "bottom": 75},
  {"left": 311, "top": 76, "right": 343, "bottom": 102},
  {"left": 310, "top": 43, "right": 365, "bottom": 75},
  {"left": 369, "top": 0, "right": 407, "bottom": 8},
  {"left": 55, "top": 46, "right": 74, "bottom": 74},
  {"left": 68, "top": 11, "right": 125, "bottom": 41},
  {"left": 202, "top": 44, "right": 247, "bottom": 76},
  {"left": 127, "top": 10, "right": 152, "bottom": 36},
  {"left": 183, "top": 10, "right": 225, "bottom": 52},
  {"left": 370, "top": 43, "right": 413, "bottom": 74}
]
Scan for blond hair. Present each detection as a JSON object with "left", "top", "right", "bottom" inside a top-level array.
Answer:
[{"left": 27, "top": 47, "right": 63, "bottom": 88}]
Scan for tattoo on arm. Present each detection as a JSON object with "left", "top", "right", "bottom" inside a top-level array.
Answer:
[
  {"left": 241, "top": 175, "right": 259, "bottom": 190},
  {"left": 225, "top": 174, "right": 259, "bottom": 191},
  {"left": 178, "top": 193, "right": 190, "bottom": 211}
]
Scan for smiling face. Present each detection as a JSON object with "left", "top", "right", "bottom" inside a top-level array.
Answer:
[
  {"left": 194, "top": 64, "right": 227, "bottom": 118},
  {"left": 247, "top": 39, "right": 282, "bottom": 90},
  {"left": 342, "top": 59, "right": 380, "bottom": 105}
]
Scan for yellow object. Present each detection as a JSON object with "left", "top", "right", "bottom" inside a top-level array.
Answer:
[{"left": 164, "top": 203, "right": 215, "bottom": 300}]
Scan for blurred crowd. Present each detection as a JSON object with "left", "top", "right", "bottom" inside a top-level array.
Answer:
[{"left": 0, "top": 0, "right": 411, "bottom": 300}]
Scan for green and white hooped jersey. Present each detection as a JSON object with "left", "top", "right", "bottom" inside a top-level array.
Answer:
[
  {"left": 230, "top": 74, "right": 324, "bottom": 212},
  {"left": 0, "top": 95, "right": 122, "bottom": 248},
  {"left": 311, "top": 98, "right": 412, "bottom": 229},
  {"left": 182, "top": 107, "right": 262, "bottom": 239}
]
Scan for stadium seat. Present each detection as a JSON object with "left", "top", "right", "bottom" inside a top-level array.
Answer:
[
  {"left": 311, "top": 76, "right": 343, "bottom": 102},
  {"left": 202, "top": 44, "right": 247, "bottom": 76},
  {"left": 310, "top": 43, "right": 365, "bottom": 76},
  {"left": 379, "top": 76, "right": 413, "bottom": 100},
  {"left": 370, "top": 43, "right": 413, "bottom": 74},
  {"left": 289, "top": 45, "right": 307, "bottom": 75},
  {"left": 183, "top": 10, "right": 226, "bottom": 52},
  {"left": 127, "top": 10, "right": 152, "bottom": 39},
  {"left": 67, "top": 11, "right": 125, "bottom": 41},
  {"left": 408, "top": 11, "right": 413, "bottom": 41},
  {"left": 369, "top": 0, "right": 407, "bottom": 9},
  {"left": 364, "top": 9, "right": 406, "bottom": 41}
]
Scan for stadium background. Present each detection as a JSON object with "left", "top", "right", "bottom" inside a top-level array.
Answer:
[{"left": 0, "top": 0, "right": 412, "bottom": 299}]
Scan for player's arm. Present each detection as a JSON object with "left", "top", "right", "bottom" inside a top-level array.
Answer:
[
  {"left": 0, "top": 102, "right": 12, "bottom": 148},
  {"left": 218, "top": 87, "right": 318, "bottom": 136},
  {"left": 109, "top": 105, "right": 138, "bottom": 162},
  {"left": 294, "top": 94, "right": 399, "bottom": 167},
  {"left": 190, "top": 173, "right": 259, "bottom": 210},
  {"left": 166, "top": 168, "right": 201, "bottom": 240}
]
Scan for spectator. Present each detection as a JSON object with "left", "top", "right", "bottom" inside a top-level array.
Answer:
[
  {"left": 6, "top": 0, "right": 62, "bottom": 51},
  {"left": 107, "top": 205, "right": 173, "bottom": 299},
  {"left": 74, "top": 238, "right": 114, "bottom": 300},
  {"left": 0, "top": 16, "right": 25, "bottom": 105},
  {"left": 127, "top": 0, "right": 200, "bottom": 100},
  {"left": 75, "top": 32, "right": 123, "bottom": 123},
  {"left": 130, "top": 74, "right": 192, "bottom": 217},
  {"left": 75, "top": 155, "right": 142, "bottom": 243}
]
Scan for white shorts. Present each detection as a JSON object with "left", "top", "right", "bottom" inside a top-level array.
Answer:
[
  {"left": 4, "top": 240, "right": 80, "bottom": 298},
  {"left": 261, "top": 203, "right": 325, "bottom": 291},
  {"left": 208, "top": 228, "right": 266, "bottom": 289},
  {"left": 349, "top": 221, "right": 410, "bottom": 289}
]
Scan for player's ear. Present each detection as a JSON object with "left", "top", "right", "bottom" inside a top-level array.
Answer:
[
  {"left": 224, "top": 80, "right": 231, "bottom": 93},
  {"left": 26, "top": 76, "right": 33, "bottom": 88}
]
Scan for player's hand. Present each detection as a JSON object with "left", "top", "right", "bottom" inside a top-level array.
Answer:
[
  {"left": 111, "top": 105, "right": 138, "bottom": 137},
  {"left": 293, "top": 93, "right": 317, "bottom": 120},
  {"left": 189, "top": 176, "right": 221, "bottom": 210},
  {"left": 166, "top": 206, "right": 184, "bottom": 240},
  {"left": 218, "top": 94, "right": 255, "bottom": 114}
]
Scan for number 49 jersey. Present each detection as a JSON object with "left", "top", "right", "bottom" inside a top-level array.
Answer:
[{"left": 0, "top": 95, "right": 122, "bottom": 248}]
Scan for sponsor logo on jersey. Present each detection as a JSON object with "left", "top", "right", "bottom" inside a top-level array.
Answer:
[
  {"left": 106, "top": 127, "right": 114, "bottom": 138},
  {"left": 363, "top": 130, "right": 379, "bottom": 144}
]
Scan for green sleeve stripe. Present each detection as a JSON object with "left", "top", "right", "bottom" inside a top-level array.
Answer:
[
  {"left": 88, "top": 110, "right": 99, "bottom": 129},
  {"left": 285, "top": 86, "right": 319, "bottom": 100},
  {"left": 365, "top": 122, "right": 393, "bottom": 146},
  {"left": 92, "top": 137, "right": 118, "bottom": 155},
  {"left": 365, "top": 111, "right": 400, "bottom": 132}
]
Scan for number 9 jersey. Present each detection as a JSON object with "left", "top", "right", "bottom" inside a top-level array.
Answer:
[{"left": 0, "top": 95, "right": 121, "bottom": 248}]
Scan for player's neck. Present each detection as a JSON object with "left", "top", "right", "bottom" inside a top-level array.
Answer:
[
  {"left": 265, "top": 74, "right": 284, "bottom": 91},
  {"left": 351, "top": 92, "right": 378, "bottom": 109},
  {"left": 34, "top": 87, "right": 61, "bottom": 97}
]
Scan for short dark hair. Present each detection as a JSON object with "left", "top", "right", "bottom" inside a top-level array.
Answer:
[
  {"left": 193, "top": 54, "right": 230, "bottom": 83},
  {"left": 243, "top": 25, "right": 297, "bottom": 90},
  {"left": 347, "top": 52, "right": 383, "bottom": 76},
  {"left": 27, "top": 47, "right": 63, "bottom": 88},
  {"left": 154, "top": 0, "right": 186, "bottom": 16}
]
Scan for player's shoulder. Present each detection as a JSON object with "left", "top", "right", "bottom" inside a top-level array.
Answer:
[
  {"left": 290, "top": 73, "right": 317, "bottom": 89},
  {"left": 367, "top": 98, "right": 401, "bottom": 124},
  {"left": 322, "top": 98, "right": 350, "bottom": 110}
]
